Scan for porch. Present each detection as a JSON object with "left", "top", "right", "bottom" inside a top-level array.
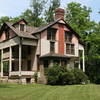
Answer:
[{"left": 0, "top": 37, "right": 38, "bottom": 78}]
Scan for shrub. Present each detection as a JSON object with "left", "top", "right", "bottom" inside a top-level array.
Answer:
[
  {"left": 46, "top": 64, "right": 62, "bottom": 85},
  {"left": 33, "top": 72, "right": 38, "bottom": 83},
  {"left": 46, "top": 65, "right": 88, "bottom": 85},
  {"left": 60, "top": 71, "right": 75, "bottom": 85},
  {"left": 72, "top": 68, "right": 88, "bottom": 84}
]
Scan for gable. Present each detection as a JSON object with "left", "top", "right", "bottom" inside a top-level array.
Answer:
[
  {"left": 13, "top": 19, "right": 27, "bottom": 26},
  {"left": 32, "top": 19, "right": 80, "bottom": 40},
  {"left": 0, "top": 24, "right": 16, "bottom": 42}
]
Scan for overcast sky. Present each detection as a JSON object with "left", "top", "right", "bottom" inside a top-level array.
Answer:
[{"left": 0, "top": 0, "right": 100, "bottom": 22}]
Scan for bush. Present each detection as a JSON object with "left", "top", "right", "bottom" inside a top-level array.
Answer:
[
  {"left": 46, "top": 64, "right": 88, "bottom": 85},
  {"left": 72, "top": 68, "right": 88, "bottom": 84},
  {"left": 60, "top": 71, "right": 75, "bottom": 85},
  {"left": 33, "top": 72, "right": 38, "bottom": 83},
  {"left": 46, "top": 64, "right": 62, "bottom": 85}
]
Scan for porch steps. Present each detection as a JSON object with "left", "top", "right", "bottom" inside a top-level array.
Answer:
[{"left": 0, "top": 76, "right": 8, "bottom": 83}]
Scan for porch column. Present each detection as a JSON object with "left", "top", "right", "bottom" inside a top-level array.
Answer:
[
  {"left": 82, "top": 50, "right": 85, "bottom": 72},
  {"left": 78, "top": 58, "right": 81, "bottom": 70},
  {"left": 9, "top": 46, "right": 12, "bottom": 76},
  {"left": 1, "top": 49, "right": 3, "bottom": 77},
  {"left": 78, "top": 50, "right": 81, "bottom": 70},
  {"left": 19, "top": 44, "right": 22, "bottom": 76},
  {"left": 49, "top": 60, "right": 53, "bottom": 67},
  {"left": 40, "top": 60, "right": 47, "bottom": 84}
]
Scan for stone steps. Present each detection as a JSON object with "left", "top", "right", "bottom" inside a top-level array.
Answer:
[{"left": 0, "top": 76, "right": 8, "bottom": 83}]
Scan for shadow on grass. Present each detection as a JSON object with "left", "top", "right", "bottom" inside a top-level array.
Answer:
[{"left": 0, "top": 83, "right": 11, "bottom": 88}]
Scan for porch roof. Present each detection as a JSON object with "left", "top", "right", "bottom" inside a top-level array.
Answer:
[{"left": 40, "top": 53, "right": 76, "bottom": 59}]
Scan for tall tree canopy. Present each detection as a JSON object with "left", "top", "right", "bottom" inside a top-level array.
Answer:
[
  {"left": 65, "top": 2, "right": 100, "bottom": 83},
  {"left": 65, "top": 2, "right": 95, "bottom": 37},
  {"left": 0, "top": 16, "right": 10, "bottom": 27},
  {"left": 20, "top": 0, "right": 46, "bottom": 27},
  {"left": 45, "top": 0, "right": 61, "bottom": 22}
]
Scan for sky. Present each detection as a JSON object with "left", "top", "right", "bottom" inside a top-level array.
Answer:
[{"left": 0, "top": 0, "right": 100, "bottom": 22}]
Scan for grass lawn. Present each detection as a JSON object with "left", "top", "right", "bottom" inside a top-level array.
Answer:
[{"left": 0, "top": 83, "right": 100, "bottom": 100}]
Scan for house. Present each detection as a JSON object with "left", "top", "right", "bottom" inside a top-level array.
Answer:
[{"left": 0, "top": 8, "right": 85, "bottom": 84}]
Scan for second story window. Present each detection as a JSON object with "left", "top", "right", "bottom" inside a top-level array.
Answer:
[
  {"left": 66, "top": 43, "right": 75, "bottom": 55},
  {"left": 50, "top": 41, "right": 55, "bottom": 53},
  {"left": 65, "top": 31, "right": 72, "bottom": 42},
  {"left": 47, "top": 28, "right": 57, "bottom": 41},
  {"left": 20, "top": 24, "right": 25, "bottom": 31}
]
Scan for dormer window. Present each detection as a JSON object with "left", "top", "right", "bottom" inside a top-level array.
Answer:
[{"left": 20, "top": 24, "right": 25, "bottom": 31}]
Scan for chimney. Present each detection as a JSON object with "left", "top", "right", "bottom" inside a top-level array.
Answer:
[{"left": 54, "top": 8, "right": 65, "bottom": 20}]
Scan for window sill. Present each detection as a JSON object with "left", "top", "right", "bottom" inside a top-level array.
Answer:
[
  {"left": 49, "top": 40, "right": 57, "bottom": 42},
  {"left": 65, "top": 42, "right": 73, "bottom": 44}
]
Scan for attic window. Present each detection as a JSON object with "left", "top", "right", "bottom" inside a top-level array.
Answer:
[{"left": 20, "top": 24, "right": 25, "bottom": 31}]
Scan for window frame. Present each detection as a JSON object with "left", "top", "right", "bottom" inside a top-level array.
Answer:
[
  {"left": 47, "top": 28, "right": 57, "bottom": 41},
  {"left": 50, "top": 41, "right": 55, "bottom": 53},
  {"left": 66, "top": 43, "right": 75, "bottom": 55},
  {"left": 20, "top": 24, "right": 25, "bottom": 31},
  {"left": 65, "top": 31, "right": 72, "bottom": 42}
]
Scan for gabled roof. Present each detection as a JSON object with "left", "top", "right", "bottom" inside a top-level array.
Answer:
[
  {"left": 0, "top": 21, "right": 38, "bottom": 39},
  {"left": 5, "top": 22, "right": 37, "bottom": 39},
  {"left": 13, "top": 18, "right": 28, "bottom": 26},
  {"left": 0, "top": 18, "right": 82, "bottom": 41},
  {"left": 31, "top": 18, "right": 62, "bottom": 34},
  {"left": 31, "top": 18, "right": 81, "bottom": 39}
]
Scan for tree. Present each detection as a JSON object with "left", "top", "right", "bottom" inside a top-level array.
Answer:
[
  {"left": 30, "top": 0, "right": 46, "bottom": 26},
  {"left": 64, "top": 2, "right": 100, "bottom": 83},
  {"left": 65, "top": 2, "right": 95, "bottom": 37},
  {"left": 20, "top": 0, "right": 46, "bottom": 27},
  {"left": 45, "top": 0, "right": 61, "bottom": 22},
  {"left": 0, "top": 16, "right": 10, "bottom": 27},
  {"left": 85, "top": 33, "right": 100, "bottom": 83}
]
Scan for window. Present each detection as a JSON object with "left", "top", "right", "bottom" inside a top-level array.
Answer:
[
  {"left": 47, "top": 28, "right": 57, "bottom": 40},
  {"left": 44, "top": 60, "right": 49, "bottom": 68},
  {"left": 66, "top": 43, "right": 70, "bottom": 54},
  {"left": 50, "top": 42, "right": 55, "bottom": 53},
  {"left": 20, "top": 24, "right": 25, "bottom": 31},
  {"left": 28, "top": 46, "right": 31, "bottom": 55},
  {"left": 65, "top": 31, "right": 72, "bottom": 42},
  {"left": 12, "top": 62, "right": 15, "bottom": 71},
  {"left": 27, "top": 60, "right": 31, "bottom": 71},
  {"left": 66, "top": 43, "right": 75, "bottom": 54},
  {"left": 61, "top": 60, "right": 67, "bottom": 66},
  {"left": 37, "top": 55, "right": 40, "bottom": 71},
  {"left": 71, "top": 44, "right": 74, "bottom": 54},
  {"left": 53, "top": 60, "right": 60, "bottom": 65}
]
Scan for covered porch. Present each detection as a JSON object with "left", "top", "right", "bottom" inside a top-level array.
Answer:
[{"left": 0, "top": 37, "right": 38, "bottom": 78}]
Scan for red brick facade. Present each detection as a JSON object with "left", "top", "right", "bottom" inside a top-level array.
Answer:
[{"left": 58, "top": 24, "right": 64, "bottom": 54}]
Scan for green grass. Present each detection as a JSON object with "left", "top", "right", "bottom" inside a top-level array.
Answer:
[{"left": 0, "top": 83, "right": 100, "bottom": 100}]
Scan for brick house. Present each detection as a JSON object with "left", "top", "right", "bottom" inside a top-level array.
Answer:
[{"left": 0, "top": 8, "right": 85, "bottom": 84}]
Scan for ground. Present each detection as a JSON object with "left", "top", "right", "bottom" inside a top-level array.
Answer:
[{"left": 0, "top": 83, "right": 100, "bottom": 100}]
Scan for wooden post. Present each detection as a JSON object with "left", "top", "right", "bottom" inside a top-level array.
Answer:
[
  {"left": 49, "top": 60, "right": 53, "bottom": 67},
  {"left": 1, "top": 49, "right": 3, "bottom": 77},
  {"left": 78, "top": 58, "right": 81, "bottom": 70},
  {"left": 19, "top": 44, "right": 22, "bottom": 76},
  {"left": 82, "top": 50, "right": 85, "bottom": 72},
  {"left": 78, "top": 51, "right": 81, "bottom": 70},
  {"left": 9, "top": 46, "right": 12, "bottom": 76}
]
